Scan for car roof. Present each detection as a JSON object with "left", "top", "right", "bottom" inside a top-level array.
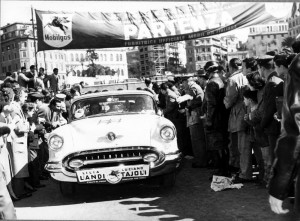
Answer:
[{"left": 73, "top": 90, "right": 154, "bottom": 103}]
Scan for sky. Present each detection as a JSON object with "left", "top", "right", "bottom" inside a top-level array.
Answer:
[{"left": 0, "top": 1, "right": 293, "bottom": 43}]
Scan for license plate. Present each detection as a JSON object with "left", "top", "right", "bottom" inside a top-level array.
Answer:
[{"left": 76, "top": 164, "right": 149, "bottom": 184}]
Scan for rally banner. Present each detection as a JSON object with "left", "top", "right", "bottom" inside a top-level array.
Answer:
[{"left": 35, "top": 2, "right": 287, "bottom": 51}]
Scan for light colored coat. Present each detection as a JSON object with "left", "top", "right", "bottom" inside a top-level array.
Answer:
[
  {"left": 224, "top": 70, "right": 248, "bottom": 133},
  {"left": 10, "top": 102, "right": 29, "bottom": 178}
]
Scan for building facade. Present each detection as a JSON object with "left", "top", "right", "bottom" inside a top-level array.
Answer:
[
  {"left": 64, "top": 48, "right": 128, "bottom": 80},
  {"left": 138, "top": 42, "right": 182, "bottom": 76},
  {"left": 1, "top": 22, "right": 128, "bottom": 81},
  {"left": 185, "top": 37, "right": 227, "bottom": 73},
  {"left": 245, "top": 21, "right": 288, "bottom": 57},
  {"left": 0, "top": 22, "right": 67, "bottom": 79},
  {"left": 227, "top": 51, "right": 249, "bottom": 62},
  {"left": 288, "top": 2, "right": 300, "bottom": 39}
]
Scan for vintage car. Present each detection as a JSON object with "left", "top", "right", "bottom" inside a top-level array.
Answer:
[{"left": 45, "top": 90, "right": 182, "bottom": 194}]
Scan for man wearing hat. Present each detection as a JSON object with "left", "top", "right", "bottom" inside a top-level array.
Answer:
[
  {"left": 55, "top": 94, "right": 68, "bottom": 121},
  {"left": 257, "top": 54, "right": 284, "bottom": 168}
]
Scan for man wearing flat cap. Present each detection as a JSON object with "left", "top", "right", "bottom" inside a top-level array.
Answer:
[{"left": 257, "top": 54, "right": 284, "bottom": 173}]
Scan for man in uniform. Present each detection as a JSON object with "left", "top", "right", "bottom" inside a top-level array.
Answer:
[{"left": 177, "top": 77, "right": 206, "bottom": 168}]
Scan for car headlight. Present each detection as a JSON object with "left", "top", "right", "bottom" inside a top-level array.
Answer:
[
  {"left": 48, "top": 135, "right": 64, "bottom": 151},
  {"left": 160, "top": 126, "right": 175, "bottom": 141},
  {"left": 143, "top": 153, "right": 158, "bottom": 162},
  {"left": 69, "top": 159, "right": 84, "bottom": 168}
]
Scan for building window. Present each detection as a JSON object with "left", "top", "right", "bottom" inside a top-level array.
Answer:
[
  {"left": 274, "top": 35, "right": 276, "bottom": 39},
  {"left": 261, "top": 36, "right": 264, "bottom": 40},
  {"left": 80, "top": 54, "right": 84, "bottom": 61},
  {"left": 8, "top": 65, "right": 11, "bottom": 72},
  {"left": 2, "top": 67, "right": 6, "bottom": 73},
  {"left": 140, "top": 48, "right": 143, "bottom": 52},
  {"left": 7, "top": 46, "right": 10, "bottom": 50},
  {"left": 8, "top": 54, "right": 11, "bottom": 60},
  {"left": 71, "top": 54, "right": 74, "bottom": 61},
  {"left": 121, "top": 69, "right": 124, "bottom": 76},
  {"left": 120, "top": 54, "right": 122, "bottom": 61},
  {"left": 15, "top": 64, "right": 18, "bottom": 70},
  {"left": 110, "top": 54, "right": 113, "bottom": 61},
  {"left": 197, "top": 56, "right": 201, "bottom": 61},
  {"left": 23, "top": 51, "right": 26, "bottom": 57},
  {"left": 76, "top": 54, "right": 79, "bottom": 61},
  {"left": 116, "top": 54, "right": 119, "bottom": 61},
  {"left": 14, "top": 53, "right": 17, "bottom": 59},
  {"left": 100, "top": 54, "right": 103, "bottom": 61},
  {"left": 24, "top": 42, "right": 27, "bottom": 48},
  {"left": 55, "top": 54, "right": 57, "bottom": 60},
  {"left": 189, "top": 57, "right": 192, "bottom": 62},
  {"left": 104, "top": 54, "right": 107, "bottom": 61},
  {"left": 2, "top": 56, "right": 5, "bottom": 62}
]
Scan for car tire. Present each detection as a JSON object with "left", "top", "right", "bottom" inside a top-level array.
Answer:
[
  {"left": 59, "top": 182, "right": 76, "bottom": 196},
  {"left": 160, "top": 172, "right": 176, "bottom": 188}
]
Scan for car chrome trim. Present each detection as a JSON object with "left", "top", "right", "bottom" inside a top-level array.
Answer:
[
  {"left": 62, "top": 146, "right": 164, "bottom": 172},
  {"left": 83, "top": 156, "right": 143, "bottom": 165}
]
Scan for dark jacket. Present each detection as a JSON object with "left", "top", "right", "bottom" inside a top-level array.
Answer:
[
  {"left": 205, "top": 75, "right": 227, "bottom": 132},
  {"left": 26, "top": 72, "right": 35, "bottom": 89},
  {"left": 269, "top": 54, "right": 300, "bottom": 206},
  {"left": 260, "top": 72, "right": 283, "bottom": 135},
  {"left": 204, "top": 75, "right": 229, "bottom": 150}
]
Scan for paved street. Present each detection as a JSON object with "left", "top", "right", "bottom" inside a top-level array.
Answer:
[{"left": 14, "top": 160, "right": 298, "bottom": 221}]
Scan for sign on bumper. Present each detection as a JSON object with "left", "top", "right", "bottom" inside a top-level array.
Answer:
[{"left": 76, "top": 165, "right": 150, "bottom": 184}]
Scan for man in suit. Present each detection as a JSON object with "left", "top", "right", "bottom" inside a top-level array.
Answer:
[
  {"left": 258, "top": 55, "right": 283, "bottom": 165},
  {"left": 44, "top": 68, "right": 59, "bottom": 94}
]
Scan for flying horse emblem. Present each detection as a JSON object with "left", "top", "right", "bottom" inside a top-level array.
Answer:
[{"left": 44, "top": 16, "right": 70, "bottom": 35}]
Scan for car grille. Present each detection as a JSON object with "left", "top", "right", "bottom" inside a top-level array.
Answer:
[{"left": 63, "top": 146, "right": 163, "bottom": 172}]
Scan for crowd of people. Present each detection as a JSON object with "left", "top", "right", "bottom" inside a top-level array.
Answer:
[
  {"left": 0, "top": 66, "right": 82, "bottom": 219},
  {"left": 142, "top": 42, "right": 300, "bottom": 213},
  {"left": 1, "top": 41, "right": 300, "bottom": 218}
]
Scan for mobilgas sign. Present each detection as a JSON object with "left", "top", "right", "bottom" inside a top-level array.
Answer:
[{"left": 35, "top": 2, "right": 285, "bottom": 51}]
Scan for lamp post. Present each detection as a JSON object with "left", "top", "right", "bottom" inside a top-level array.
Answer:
[{"left": 31, "top": 6, "right": 38, "bottom": 71}]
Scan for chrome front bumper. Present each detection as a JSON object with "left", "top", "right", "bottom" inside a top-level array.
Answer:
[{"left": 45, "top": 152, "right": 182, "bottom": 183}]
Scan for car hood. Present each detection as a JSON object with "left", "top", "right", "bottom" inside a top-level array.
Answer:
[{"left": 66, "top": 114, "right": 160, "bottom": 152}]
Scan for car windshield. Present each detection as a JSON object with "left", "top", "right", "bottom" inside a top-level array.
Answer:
[{"left": 71, "top": 94, "right": 157, "bottom": 120}]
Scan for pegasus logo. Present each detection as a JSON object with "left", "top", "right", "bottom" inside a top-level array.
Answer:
[
  {"left": 42, "top": 14, "right": 73, "bottom": 48},
  {"left": 109, "top": 170, "right": 120, "bottom": 177},
  {"left": 107, "top": 132, "right": 116, "bottom": 141},
  {"left": 44, "top": 16, "right": 70, "bottom": 35}
]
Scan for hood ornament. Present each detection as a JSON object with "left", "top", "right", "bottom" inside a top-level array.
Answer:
[{"left": 107, "top": 132, "right": 116, "bottom": 141}]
